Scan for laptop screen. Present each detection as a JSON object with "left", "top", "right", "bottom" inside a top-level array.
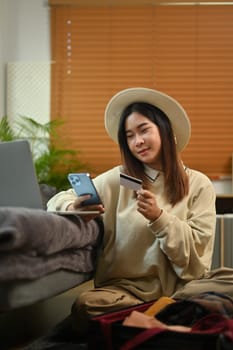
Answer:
[{"left": 0, "top": 140, "right": 43, "bottom": 209}]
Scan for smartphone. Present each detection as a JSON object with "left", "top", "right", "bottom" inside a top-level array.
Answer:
[{"left": 68, "top": 173, "right": 102, "bottom": 206}]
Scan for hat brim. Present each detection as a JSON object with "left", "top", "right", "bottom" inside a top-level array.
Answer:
[{"left": 104, "top": 87, "right": 191, "bottom": 152}]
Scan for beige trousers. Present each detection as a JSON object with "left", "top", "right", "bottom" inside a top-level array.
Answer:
[{"left": 71, "top": 285, "right": 143, "bottom": 335}]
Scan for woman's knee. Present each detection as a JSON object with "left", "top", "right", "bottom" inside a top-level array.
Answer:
[{"left": 72, "top": 286, "right": 142, "bottom": 320}]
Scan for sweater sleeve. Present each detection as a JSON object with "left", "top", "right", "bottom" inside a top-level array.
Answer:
[
  {"left": 148, "top": 172, "right": 216, "bottom": 281},
  {"left": 46, "top": 167, "right": 120, "bottom": 212},
  {"left": 47, "top": 188, "right": 77, "bottom": 211}
]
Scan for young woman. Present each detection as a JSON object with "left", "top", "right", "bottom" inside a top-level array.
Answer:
[{"left": 47, "top": 87, "right": 216, "bottom": 333}]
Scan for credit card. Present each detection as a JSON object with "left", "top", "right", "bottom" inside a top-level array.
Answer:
[{"left": 120, "top": 173, "right": 142, "bottom": 191}]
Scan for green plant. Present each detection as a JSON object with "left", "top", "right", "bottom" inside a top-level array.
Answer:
[{"left": 0, "top": 115, "right": 89, "bottom": 190}]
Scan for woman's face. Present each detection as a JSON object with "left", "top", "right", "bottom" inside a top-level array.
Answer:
[{"left": 125, "top": 112, "right": 162, "bottom": 169}]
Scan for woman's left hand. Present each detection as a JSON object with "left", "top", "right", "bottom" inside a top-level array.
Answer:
[{"left": 136, "top": 189, "right": 162, "bottom": 222}]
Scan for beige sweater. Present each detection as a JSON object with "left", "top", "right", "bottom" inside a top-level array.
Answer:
[{"left": 47, "top": 166, "right": 216, "bottom": 301}]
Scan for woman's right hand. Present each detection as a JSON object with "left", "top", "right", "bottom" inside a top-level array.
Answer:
[
  {"left": 67, "top": 194, "right": 92, "bottom": 210},
  {"left": 66, "top": 195, "right": 105, "bottom": 222}
]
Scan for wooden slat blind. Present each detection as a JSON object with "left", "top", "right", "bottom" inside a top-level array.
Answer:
[
  {"left": 50, "top": 4, "right": 233, "bottom": 179},
  {"left": 49, "top": 1, "right": 233, "bottom": 6}
]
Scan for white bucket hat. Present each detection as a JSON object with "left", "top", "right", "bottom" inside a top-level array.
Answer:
[{"left": 104, "top": 87, "right": 191, "bottom": 151}]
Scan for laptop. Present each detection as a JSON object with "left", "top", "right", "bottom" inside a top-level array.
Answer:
[
  {"left": 0, "top": 139, "right": 100, "bottom": 214},
  {"left": 0, "top": 139, "right": 44, "bottom": 209}
]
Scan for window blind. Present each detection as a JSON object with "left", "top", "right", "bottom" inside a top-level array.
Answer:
[{"left": 50, "top": 3, "right": 233, "bottom": 179}]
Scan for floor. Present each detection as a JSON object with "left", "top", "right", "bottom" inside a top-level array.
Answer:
[
  {"left": 5, "top": 343, "right": 30, "bottom": 350},
  {"left": 0, "top": 281, "right": 93, "bottom": 350}
]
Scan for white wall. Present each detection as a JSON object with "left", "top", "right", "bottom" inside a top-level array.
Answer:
[
  {"left": 0, "top": 0, "right": 50, "bottom": 120},
  {"left": 213, "top": 178, "right": 232, "bottom": 195},
  {"left": 0, "top": 0, "right": 8, "bottom": 118}
]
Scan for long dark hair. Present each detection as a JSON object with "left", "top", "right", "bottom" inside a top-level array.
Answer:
[{"left": 118, "top": 102, "right": 189, "bottom": 205}]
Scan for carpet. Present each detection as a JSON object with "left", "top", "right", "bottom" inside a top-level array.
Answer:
[{"left": 24, "top": 315, "right": 88, "bottom": 350}]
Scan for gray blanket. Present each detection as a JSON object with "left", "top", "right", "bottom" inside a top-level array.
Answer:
[{"left": 0, "top": 207, "right": 101, "bottom": 281}]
